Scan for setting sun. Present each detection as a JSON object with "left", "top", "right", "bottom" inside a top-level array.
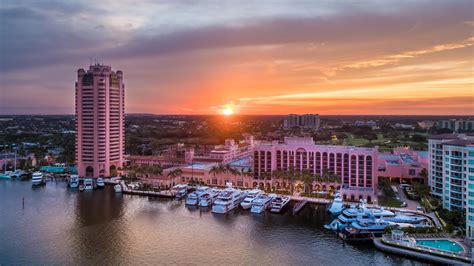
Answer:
[{"left": 222, "top": 107, "right": 234, "bottom": 116}]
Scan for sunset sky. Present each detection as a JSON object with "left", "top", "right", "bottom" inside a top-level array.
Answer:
[{"left": 0, "top": 0, "right": 473, "bottom": 115}]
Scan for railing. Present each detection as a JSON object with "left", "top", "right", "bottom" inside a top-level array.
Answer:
[{"left": 381, "top": 235, "right": 471, "bottom": 262}]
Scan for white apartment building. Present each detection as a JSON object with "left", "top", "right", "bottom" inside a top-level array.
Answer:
[{"left": 428, "top": 134, "right": 474, "bottom": 238}]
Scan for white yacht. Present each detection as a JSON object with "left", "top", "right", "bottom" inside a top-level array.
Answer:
[
  {"left": 69, "top": 175, "right": 79, "bottom": 189},
  {"left": 172, "top": 184, "right": 188, "bottom": 199},
  {"left": 31, "top": 172, "right": 44, "bottom": 186},
  {"left": 327, "top": 194, "right": 345, "bottom": 215},
  {"left": 114, "top": 184, "right": 122, "bottom": 193},
  {"left": 270, "top": 196, "right": 291, "bottom": 213},
  {"left": 199, "top": 188, "right": 221, "bottom": 207},
  {"left": 240, "top": 189, "right": 262, "bottom": 210},
  {"left": 325, "top": 200, "right": 429, "bottom": 231},
  {"left": 185, "top": 186, "right": 210, "bottom": 205},
  {"left": 212, "top": 188, "right": 247, "bottom": 214},
  {"left": 340, "top": 218, "right": 395, "bottom": 240},
  {"left": 83, "top": 178, "right": 94, "bottom": 191},
  {"left": 250, "top": 193, "right": 277, "bottom": 214},
  {"left": 96, "top": 178, "right": 105, "bottom": 189}
]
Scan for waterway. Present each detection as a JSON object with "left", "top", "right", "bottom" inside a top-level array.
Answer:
[{"left": 0, "top": 180, "right": 427, "bottom": 265}]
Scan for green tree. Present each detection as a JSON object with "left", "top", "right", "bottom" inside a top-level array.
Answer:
[{"left": 167, "top": 168, "right": 183, "bottom": 186}]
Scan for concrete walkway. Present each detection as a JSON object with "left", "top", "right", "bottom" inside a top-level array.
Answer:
[{"left": 373, "top": 237, "right": 471, "bottom": 265}]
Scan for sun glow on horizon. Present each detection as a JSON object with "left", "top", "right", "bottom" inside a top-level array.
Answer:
[{"left": 222, "top": 107, "right": 234, "bottom": 116}]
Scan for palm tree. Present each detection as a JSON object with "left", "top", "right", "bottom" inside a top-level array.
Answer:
[
  {"left": 209, "top": 165, "right": 220, "bottom": 177},
  {"left": 167, "top": 168, "right": 182, "bottom": 186},
  {"left": 301, "top": 170, "right": 313, "bottom": 195},
  {"left": 225, "top": 164, "right": 241, "bottom": 177},
  {"left": 287, "top": 166, "right": 297, "bottom": 194}
]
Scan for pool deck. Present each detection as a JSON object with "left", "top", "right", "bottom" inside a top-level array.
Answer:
[{"left": 374, "top": 235, "right": 472, "bottom": 265}]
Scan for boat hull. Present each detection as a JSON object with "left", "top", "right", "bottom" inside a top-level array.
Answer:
[
  {"left": 240, "top": 202, "right": 252, "bottom": 210},
  {"left": 212, "top": 203, "right": 236, "bottom": 214},
  {"left": 114, "top": 185, "right": 122, "bottom": 193}
]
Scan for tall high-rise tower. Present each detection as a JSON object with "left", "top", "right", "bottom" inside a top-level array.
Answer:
[{"left": 75, "top": 64, "right": 125, "bottom": 177}]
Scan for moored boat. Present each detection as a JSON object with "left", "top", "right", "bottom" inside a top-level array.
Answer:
[
  {"left": 31, "top": 172, "right": 45, "bottom": 186},
  {"left": 83, "top": 178, "right": 94, "bottom": 191},
  {"left": 0, "top": 172, "right": 12, "bottom": 179},
  {"left": 69, "top": 175, "right": 79, "bottom": 188},
  {"left": 250, "top": 193, "right": 276, "bottom": 214},
  {"left": 114, "top": 184, "right": 122, "bottom": 193},
  {"left": 270, "top": 196, "right": 291, "bottom": 213},
  {"left": 199, "top": 188, "right": 220, "bottom": 207},
  {"left": 327, "top": 194, "right": 345, "bottom": 215},
  {"left": 96, "top": 178, "right": 105, "bottom": 189},
  {"left": 325, "top": 200, "right": 430, "bottom": 231},
  {"left": 212, "top": 188, "right": 246, "bottom": 214},
  {"left": 186, "top": 186, "right": 210, "bottom": 205},
  {"left": 339, "top": 218, "right": 396, "bottom": 241},
  {"left": 172, "top": 184, "right": 188, "bottom": 199},
  {"left": 240, "top": 189, "right": 262, "bottom": 210}
]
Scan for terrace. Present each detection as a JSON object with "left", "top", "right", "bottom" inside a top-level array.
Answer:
[{"left": 375, "top": 230, "right": 472, "bottom": 265}]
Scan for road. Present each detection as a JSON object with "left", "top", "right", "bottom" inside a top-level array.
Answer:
[{"left": 396, "top": 184, "right": 419, "bottom": 210}]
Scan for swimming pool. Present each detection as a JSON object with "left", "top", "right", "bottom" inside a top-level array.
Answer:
[{"left": 416, "top": 239, "right": 463, "bottom": 253}]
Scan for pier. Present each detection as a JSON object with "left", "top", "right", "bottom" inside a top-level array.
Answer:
[
  {"left": 118, "top": 181, "right": 175, "bottom": 198},
  {"left": 292, "top": 199, "right": 308, "bottom": 215}
]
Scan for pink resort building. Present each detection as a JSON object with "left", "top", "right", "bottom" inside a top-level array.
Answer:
[
  {"left": 127, "top": 135, "right": 256, "bottom": 188},
  {"left": 253, "top": 137, "right": 378, "bottom": 201},
  {"left": 377, "top": 147, "right": 428, "bottom": 183},
  {"left": 75, "top": 64, "right": 125, "bottom": 177}
]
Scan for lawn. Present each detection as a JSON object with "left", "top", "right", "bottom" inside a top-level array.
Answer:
[
  {"left": 378, "top": 195, "right": 403, "bottom": 208},
  {"left": 345, "top": 133, "right": 388, "bottom": 146}
]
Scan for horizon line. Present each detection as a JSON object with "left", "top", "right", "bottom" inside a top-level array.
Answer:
[{"left": 0, "top": 113, "right": 473, "bottom": 117}]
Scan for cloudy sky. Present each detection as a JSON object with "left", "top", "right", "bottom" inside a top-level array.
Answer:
[{"left": 0, "top": 0, "right": 473, "bottom": 115}]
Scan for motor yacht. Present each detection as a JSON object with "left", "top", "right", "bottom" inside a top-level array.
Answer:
[
  {"left": 327, "top": 194, "right": 345, "bottom": 215},
  {"left": 250, "top": 193, "right": 277, "bottom": 214},
  {"left": 172, "top": 185, "right": 188, "bottom": 199},
  {"left": 240, "top": 189, "right": 262, "bottom": 210},
  {"left": 0, "top": 171, "right": 13, "bottom": 179},
  {"left": 83, "top": 178, "right": 94, "bottom": 191},
  {"left": 96, "top": 178, "right": 105, "bottom": 189},
  {"left": 0, "top": 170, "right": 26, "bottom": 179},
  {"left": 31, "top": 172, "right": 45, "bottom": 186},
  {"left": 325, "top": 200, "right": 430, "bottom": 231},
  {"left": 69, "top": 175, "right": 79, "bottom": 189},
  {"left": 270, "top": 196, "right": 291, "bottom": 213},
  {"left": 199, "top": 188, "right": 221, "bottom": 207},
  {"left": 339, "top": 218, "right": 396, "bottom": 240},
  {"left": 212, "top": 188, "right": 246, "bottom": 214},
  {"left": 185, "top": 186, "right": 210, "bottom": 205}
]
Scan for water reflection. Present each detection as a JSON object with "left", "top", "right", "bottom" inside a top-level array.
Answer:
[
  {"left": 73, "top": 186, "right": 128, "bottom": 264},
  {"left": 0, "top": 180, "right": 429, "bottom": 265}
]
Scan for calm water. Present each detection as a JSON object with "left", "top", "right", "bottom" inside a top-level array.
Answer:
[{"left": 0, "top": 180, "right": 426, "bottom": 265}]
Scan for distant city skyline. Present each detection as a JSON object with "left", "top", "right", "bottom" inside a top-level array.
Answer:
[{"left": 0, "top": 1, "right": 473, "bottom": 115}]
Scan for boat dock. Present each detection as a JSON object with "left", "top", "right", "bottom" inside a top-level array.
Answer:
[
  {"left": 119, "top": 181, "right": 175, "bottom": 198},
  {"left": 292, "top": 199, "right": 308, "bottom": 215}
]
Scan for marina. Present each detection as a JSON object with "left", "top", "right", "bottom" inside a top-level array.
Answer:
[{"left": 0, "top": 179, "right": 432, "bottom": 265}]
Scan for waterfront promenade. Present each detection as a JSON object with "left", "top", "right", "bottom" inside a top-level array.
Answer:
[
  {"left": 374, "top": 236, "right": 472, "bottom": 265},
  {"left": 112, "top": 181, "right": 437, "bottom": 224}
]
